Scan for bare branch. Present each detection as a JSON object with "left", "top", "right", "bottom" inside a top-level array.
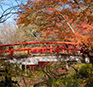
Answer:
[
  {"left": 0, "top": 11, "right": 22, "bottom": 23},
  {"left": 0, "top": 0, "right": 26, "bottom": 23},
  {"left": 0, "top": 4, "right": 22, "bottom": 23},
  {"left": 59, "top": 14, "right": 75, "bottom": 34},
  {"left": 0, "top": 4, "right": 4, "bottom": 11},
  {"left": 73, "top": 0, "right": 91, "bottom": 25},
  {"left": 15, "top": 0, "right": 19, "bottom": 5}
]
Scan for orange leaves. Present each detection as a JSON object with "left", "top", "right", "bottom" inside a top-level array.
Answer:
[
  {"left": 59, "top": 0, "right": 68, "bottom": 2},
  {"left": 75, "top": 31, "right": 92, "bottom": 46},
  {"left": 84, "top": 0, "right": 91, "bottom": 3},
  {"left": 68, "top": 19, "right": 73, "bottom": 24},
  {"left": 47, "top": 8, "right": 55, "bottom": 11},
  {"left": 73, "top": 19, "right": 93, "bottom": 46},
  {"left": 57, "top": 69, "right": 66, "bottom": 73},
  {"left": 75, "top": 13, "right": 79, "bottom": 17},
  {"left": 83, "top": 23, "right": 93, "bottom": 30},
  {"left": 16, "top": 0, "right": 93, "bottom": 47},
  {"left": 46, "top": 16, "right": 51, "bottom": 21},
  {"left": 72, "top": 4, "right": 76, "bottom": 9}
]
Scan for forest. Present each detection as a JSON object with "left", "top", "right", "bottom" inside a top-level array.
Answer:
[{"left": 0, "top": 0, "right": 93, "bottom": 87}]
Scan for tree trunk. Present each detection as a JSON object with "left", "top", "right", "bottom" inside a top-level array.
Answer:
[{"left": 5, "top": 66, "right": 12, "bottom": 87}]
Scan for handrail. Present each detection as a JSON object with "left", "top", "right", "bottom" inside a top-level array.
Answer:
[
  {"left": 0, "top": 41, "right": 92, "bottom": 58},
  {"left": 0, "top": 41, "right": 77, "bottom": 47}
]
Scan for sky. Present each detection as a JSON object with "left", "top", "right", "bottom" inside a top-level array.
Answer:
[
  {"left": 0, "top": 0, "right": 27, "bottom": 24},
  {"left": 0, "top": 0, "right": 70, "bottom": 25},
  {"left": 0, "top": 0, "right": 28, "bottom": 43}
]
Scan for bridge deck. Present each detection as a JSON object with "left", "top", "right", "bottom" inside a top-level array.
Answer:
[
  {"left": 0, "top": 53, "right": 90, "bottom": 65},
  {"left": 0, "top": 41, "right": 92, "bottom": 65}
]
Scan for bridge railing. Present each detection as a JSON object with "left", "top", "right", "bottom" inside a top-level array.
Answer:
[{"left": 0, "top": 41, "right": 92, "bottom": 58}]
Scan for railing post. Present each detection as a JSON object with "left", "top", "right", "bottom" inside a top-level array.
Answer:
[
  {"left": 62, "top": 49, "right": 65, "bottom": 53},
  {"left": 70, "top": 50, "right": 72, "bottom": 54},
  {"left": 42, "top": 48, "right": 44, "bottom": 54},
  {"left": 9, "top": 46, "right": 14, "bottom": 58},
  {"left": 24, "top": 50, "right": 25, "bottom": 54},
  {"left": 73, "top": 50, "right": 75, "bottom": 54},
  {"left": 57, "top": 45, "right": 59, "bottom": 54},
  {"left": 28, "top": 50, "right": 29, "bottom": 56},
  {"left": 36, "top": 49, "right": 39, "bottom": 53},
  {"left": 50, "top": 45, "right": 53, "bottom": 53},
  {"left": 61, "top": 46, "right": 65, "bottom": 53}
]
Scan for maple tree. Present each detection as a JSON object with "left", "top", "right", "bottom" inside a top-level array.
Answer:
[
  {"left": 16, "top": 0, "right": 93, "bottom": 64},
  {"left": 17, "top": 0, "right": 93, "bottom": 45},
  {"left": 0, "top": 0, "right": 92, "bottom": 86}
]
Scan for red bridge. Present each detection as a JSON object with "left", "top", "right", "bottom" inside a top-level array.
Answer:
[
  {"left": 0, "top": 41, "right": 80, "bottom": 57},
  {"left": 0, "top": 41, "right": 93, "bottom": 65}
]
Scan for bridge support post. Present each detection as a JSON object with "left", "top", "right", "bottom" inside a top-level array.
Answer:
[
  {"left": 22, "top": 65, "right": 25, "bottom": 71},
  {"left": 9, "top": 46, "right": 14, "bottom": 58},
  {"left": 5, "top": 64, "right": 12, "bottom": 87},
  {"left": 50, "top": 45, "right": 53, "bottom": 53}
]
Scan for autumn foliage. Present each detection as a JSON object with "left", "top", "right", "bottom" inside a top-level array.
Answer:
[{"left": 16, "top": 0, "right": 93, "bottom": 47}]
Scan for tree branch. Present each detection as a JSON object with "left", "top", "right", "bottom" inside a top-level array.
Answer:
[
  {"left": 73, "top": 0, "right": 91, "bottom": 25},
  {"left": 59, "top": 14, "right": 75, "bottom": 34},
  {"left": 42, "top": 68, "right": 52, "bottom": 80},
  {"left": 0, "top": 4, "right": 22, "bottom": 23}
]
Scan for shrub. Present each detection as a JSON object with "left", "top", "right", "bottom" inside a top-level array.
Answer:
[{"left": 0, "top": 46, "right": 6, "bottom": 57}]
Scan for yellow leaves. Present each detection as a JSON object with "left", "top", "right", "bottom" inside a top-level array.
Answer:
[
  {"left": 33, "top": 28, "right": 38, "bottom": 31},
  {"left": 55, "top": 5, "right": 60, "bottom": 8},
  {"left": 80, "top": 77, "right": 93, "bottom": 87}
]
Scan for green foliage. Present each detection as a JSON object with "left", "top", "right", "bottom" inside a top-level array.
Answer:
[
  {"left": 0, "top": 60, "right": 24, "bottom": 87},
  {"left": 60, "top": 72, "right": 81, "bottom": 87},
  {"left": 78, "top": 64, "right": 93, "bottom": 78},
  {"left": 0, "top": 62, "right": 23, "bottom": 77},
  {"left": 78, "top": 64, "right": 93, "bottom": 87},
  {"left": 38, "top": 63, "right": 93, "bottom": 87}
]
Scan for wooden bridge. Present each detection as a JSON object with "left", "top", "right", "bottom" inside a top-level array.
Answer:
[{"left": 0, "top": 41, "right": 93, "bottom": 65}]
